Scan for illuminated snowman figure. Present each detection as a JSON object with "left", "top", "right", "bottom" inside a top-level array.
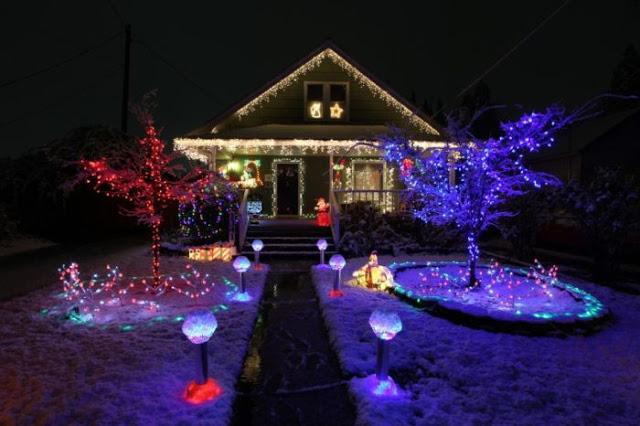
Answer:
[{"left": 352, "top": 251, "right": 393, "bottom": 290}]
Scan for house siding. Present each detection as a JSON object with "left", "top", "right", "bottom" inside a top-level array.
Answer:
[{"left": 216, "top": 58, "right": 422, "bottom": 134}]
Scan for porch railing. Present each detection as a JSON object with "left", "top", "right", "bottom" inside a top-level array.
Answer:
[{"left": 332, "top": 189, "right": 411, "bottom": 214}]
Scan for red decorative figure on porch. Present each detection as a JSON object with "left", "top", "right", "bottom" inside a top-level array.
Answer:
[{"left": 315, "top": 197, "right": 330, "bottom": 227}]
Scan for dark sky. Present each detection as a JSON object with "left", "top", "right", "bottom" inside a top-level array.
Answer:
[{"left": 1, "top": 0, "right": 638, "bottom": 157}]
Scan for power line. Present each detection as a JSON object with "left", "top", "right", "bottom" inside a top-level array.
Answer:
[
  {"left": 0, "top": 32, "right": 121, "bottom": 90},
  {"left": 434, "top": 0, "right": 571, "bottom": 117},
  {"left": 136, "top": 39, "right": 223, "bottom": 104},
  {"left": 0, "top": 70, "right": 119, "bottom": 128},
  {"left": 106, "top": 0, "right": 126, "bottom": 26}
]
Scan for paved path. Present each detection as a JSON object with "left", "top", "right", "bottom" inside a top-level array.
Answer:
[{"left": 232, "top": 260, "right": 356, "bottom": 426}]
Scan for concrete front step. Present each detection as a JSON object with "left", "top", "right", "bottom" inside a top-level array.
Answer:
[
  {"left": 243, "top": 242, "right": 335, "bottom": 248},
  {"left": 246, "top": 228, "right": 331, "bottom": 237},
  {"left": 241, "top": 250, "right": 337, "bottom": 257}
]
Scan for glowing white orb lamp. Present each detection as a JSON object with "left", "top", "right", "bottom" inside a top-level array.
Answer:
[
  {"left": 317, "top": 239, "right": 328, "bottom": 264},
  {"left": 369, "top": 310, "right": 402, "bottom": 382},
  {"left": 329, "top": 254, "right": 346, "bottom": 297},
  {"left": 251, "top": 240, "right": 264, "bottom": 265},
  {"left": 233, "top": 255, "right": 251, "bottom": 296}
]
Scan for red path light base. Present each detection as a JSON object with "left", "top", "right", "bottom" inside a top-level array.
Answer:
[
  {"left": 329, "top": 289, "right": 344, "bottom": 298},
  {"left": 184, "top": 378, "right": 222, "bottom": 404}
]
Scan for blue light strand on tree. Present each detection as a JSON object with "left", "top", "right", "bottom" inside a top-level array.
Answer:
[
  {"left": 178, "top": 182, "right": 237, "bottom": 242},
  {"left": 380, "top": 105, "right": 588, "bottom": 287}
]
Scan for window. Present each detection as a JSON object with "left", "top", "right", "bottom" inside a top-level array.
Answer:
[
  {"left": 352, "top": 161, "right": 384, "bottom": 204},
  {"left": 353, "top": 162, "right": 384, "bottom": 190},
  {"left": 304, "top": 82, "right": 348, "bottom": 121},
  {"left": 306, "top": 84, "right": 324, "bottom": 119}
]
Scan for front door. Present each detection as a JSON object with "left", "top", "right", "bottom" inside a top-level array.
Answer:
[{"left": 276, "top": 163, "right": 299, "bottom": 215}]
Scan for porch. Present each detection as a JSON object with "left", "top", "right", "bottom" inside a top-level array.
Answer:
[{"left": 233, "top": 188, "right": 411, "bottom": 252}]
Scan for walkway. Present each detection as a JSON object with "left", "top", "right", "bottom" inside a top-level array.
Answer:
[{"left": 232, "top": 260, "right": 356, "bottom": 425}]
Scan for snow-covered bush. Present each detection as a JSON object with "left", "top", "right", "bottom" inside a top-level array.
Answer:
[
  {"left": 499, "top": 187, "right": 560, "bottom": 260},
  {"left": 564, "top": 168, "right": 639, "bottom": 281},
  {"left": 337, "top": 202, "right": 460, "bottom": 257}
]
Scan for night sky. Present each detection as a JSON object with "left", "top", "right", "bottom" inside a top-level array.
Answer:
[{"left": 1, "top": 0, "right": 638, "bottom": 157}]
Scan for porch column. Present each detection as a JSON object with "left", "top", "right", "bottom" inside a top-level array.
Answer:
[
  {"left": 208, "top": 148, "right": 217, "bottom": 171},
  {"left": 329, "top": 152, "right": 334, "bottom": 194}
]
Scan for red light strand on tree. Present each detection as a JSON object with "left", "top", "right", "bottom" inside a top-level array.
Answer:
[{"left": 78, "top": 104, "right": 229, "bottom": 289}]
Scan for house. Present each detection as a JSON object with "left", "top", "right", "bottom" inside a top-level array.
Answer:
[
  {"left": 528, "top": 108, "right": 640, "bottom": 183},
  {"left": 175, "top": 41, "right": 445, "bottom": 217}
]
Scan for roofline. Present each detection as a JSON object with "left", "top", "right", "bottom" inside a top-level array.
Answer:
[
  {"left": 183, "top": 40, "right": 444, "bottom": 137},
  {"left": 578, "top": 107, "right": 640, "bottom": 153}
]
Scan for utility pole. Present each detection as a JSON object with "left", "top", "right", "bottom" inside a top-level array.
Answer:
[{"left": 121, "top": 24, "right": 131, "bottom": 134}]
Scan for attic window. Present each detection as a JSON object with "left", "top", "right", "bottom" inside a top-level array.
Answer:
[{"left": 304, "top": 82, "right": 348, "bottom": 121}]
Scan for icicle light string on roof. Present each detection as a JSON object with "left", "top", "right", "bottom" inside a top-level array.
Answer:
[
  {"left": 231, "top": 49, "right": 439, "bottom": 135},
  {"left": 174, "top": 138, "right": 447, "bottom": 159}
]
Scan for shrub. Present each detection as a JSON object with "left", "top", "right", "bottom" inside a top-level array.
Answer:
[{"left": 564, "top": 168, "right": 639, "bottom": 282}]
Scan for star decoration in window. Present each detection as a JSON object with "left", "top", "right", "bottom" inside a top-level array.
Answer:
[{"left": 330, "top": 102, "right": 344, "bottom": 119}]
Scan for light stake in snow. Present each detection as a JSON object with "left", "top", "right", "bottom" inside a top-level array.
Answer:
[
  {"left": 369, "top": 310, "right": 402, "bottom": 382},
  {"left": 181, "top": 310, "right": 222, "bottom": 404},
  {"left": 329, "top": 254, "right": 346, "bottom": 297},
  {"left": 232, "top": 256, "right": 251, "bottom": 300},
  {"left": 317, "top": 239, "right": 328, "bottom": 264},
  {"left": 251, "top": 240, "right": 264, "bottom": 266}
]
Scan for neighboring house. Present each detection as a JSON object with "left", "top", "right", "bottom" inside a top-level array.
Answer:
[
  {"left": 175, "top": 41, "right": 444, "bottom": 217},
  {"left": 528, "top": 108, "right": 640, "bottom": 182}
]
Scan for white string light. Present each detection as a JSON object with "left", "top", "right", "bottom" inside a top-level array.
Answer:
[
  {"left": 271, "top": 158, "right": 305, "bottom": 216},
  {"left": 175, "top": 138, "right": 446, "bottom": 160},
  {"left": 230, "top": 48, "right": 440, "bottom": 135}
]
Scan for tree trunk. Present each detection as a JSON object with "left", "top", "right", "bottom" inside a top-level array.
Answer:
[
  {"left": 467, "top": 232, "right": 480, "bottom": 288},
  {"left": 151, "top": 222, "right": 161, "bottom": 289}
]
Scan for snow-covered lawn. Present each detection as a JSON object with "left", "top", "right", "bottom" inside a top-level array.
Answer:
[
  {"left": 390, "top": 261, "right": 606, "bottom": 325},
  {"left": 0, "top": 235, "right": 57, "bottom": 257},
  {"left": 312, "top": 254, "right": 640, "bottom": 425},
  {"left": 0, "top": 248, "right": 267, "bottom": 425}
]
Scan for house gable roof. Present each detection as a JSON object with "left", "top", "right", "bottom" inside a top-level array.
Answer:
[{"left": 183, "top": 41, "right": 442, "bottom": 138}]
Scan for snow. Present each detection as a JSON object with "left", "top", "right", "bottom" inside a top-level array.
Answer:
[
  {"left": 0, "top": 248, "right": 267, "bottom": 425},
  {"left": 0, "top": 236, "right": 57, "bottom": 257},
  {"left": 312, "top": 254, "right": 640, "bottom": 425},
  {"left": 390, "top": 261, "right": 606, "bottom": 324}
]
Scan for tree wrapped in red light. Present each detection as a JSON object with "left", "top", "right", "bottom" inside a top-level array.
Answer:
[{"left": 79, "top": 99, "right": 227, "bottom": 289}]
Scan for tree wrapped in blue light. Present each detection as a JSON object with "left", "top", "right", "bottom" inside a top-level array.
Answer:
[{"left": 380, "top": 105, "right": 584, "bottom": 287}]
